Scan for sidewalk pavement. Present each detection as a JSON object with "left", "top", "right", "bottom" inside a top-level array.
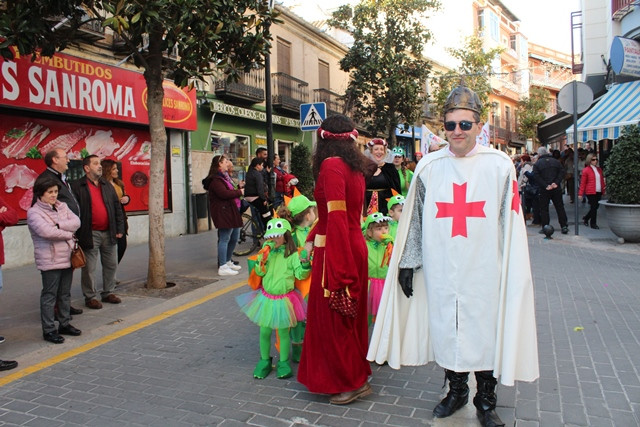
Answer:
[{"left": 0, "top": 195, "right": 637, "bottom": 425}]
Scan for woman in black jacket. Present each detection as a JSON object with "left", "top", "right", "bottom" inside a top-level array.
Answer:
[{"left": 243, "top": 157, "right": 272, "bottom": 230}]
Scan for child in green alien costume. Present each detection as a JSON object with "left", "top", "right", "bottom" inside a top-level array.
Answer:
[
  {"left": 276, "top": 189, "right": 317, "bottom": 362},
  {"left": 363, "top": 212, "right": 394, "bottom": 325},
  {"left": 236, "top": 218, "right": 311, "bottom": 379},
  {"left": 386, "top": 191, "right": 405, "bottom": 239}
]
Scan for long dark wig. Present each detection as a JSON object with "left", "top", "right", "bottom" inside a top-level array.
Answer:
[{"left": 312, "top": 114, "right": 374, "bottom": 181}]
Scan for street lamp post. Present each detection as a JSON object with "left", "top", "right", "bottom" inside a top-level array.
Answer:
[{"left": 265, "top": 0, "right": 276, "bottom": 202}]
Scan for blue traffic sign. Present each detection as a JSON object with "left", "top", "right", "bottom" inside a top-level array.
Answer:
[{"left": 299, "top": 102, "right": 326, "bottom": 131}]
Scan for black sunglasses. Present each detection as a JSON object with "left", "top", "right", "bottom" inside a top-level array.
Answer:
[{"left": 444, "top": 120, "right": 479, "bottom": 131}]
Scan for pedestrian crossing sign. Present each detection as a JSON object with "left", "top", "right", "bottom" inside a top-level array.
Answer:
[{"left": 299, "top": 102, "right": 326, "bottom": 131}]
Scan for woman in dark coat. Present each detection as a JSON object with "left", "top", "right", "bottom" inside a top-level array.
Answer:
[
  {"left": 364, "top": 138, "right": 401, "bottom": 215},
  {"left": 243, "top": 157, "right": 272, "bottom": 230},
  {"left": 203, "top": 155, "right": 244, "bottom": 276}
]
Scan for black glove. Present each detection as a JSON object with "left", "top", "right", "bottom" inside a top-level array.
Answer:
[{"left": 398, "top": 268, "right": 413, "bottom": 298}]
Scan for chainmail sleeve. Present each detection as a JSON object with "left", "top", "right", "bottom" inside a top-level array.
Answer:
[{"left": 399, "top": 177, "right": 425, "bottom": 270}]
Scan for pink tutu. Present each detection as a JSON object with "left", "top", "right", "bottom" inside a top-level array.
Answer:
[
  {"left": 368, "top": 277, "right": 385, "bottom": 317},
  {"left": 236, "top": 287, "right": 306, "bottom": 329}
]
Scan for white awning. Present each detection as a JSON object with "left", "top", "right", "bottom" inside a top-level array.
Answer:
[{"left": 566, "top": 80, "right": 640, "bottom": 144}]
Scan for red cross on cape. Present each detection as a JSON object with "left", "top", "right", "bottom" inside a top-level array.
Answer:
[
  {"left": 511, "top": 180, "right": 521, "bottom": 214},
  {"left": 435, "top": 182, "right": 486, "bottom": 238}
]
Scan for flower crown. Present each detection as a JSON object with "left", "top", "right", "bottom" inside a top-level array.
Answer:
[
  {"left": 367, "top": 138, "right": 388, "bottom": 148},
  {"left": 317, "top": 128, "right": 359, "bottom": 141}
]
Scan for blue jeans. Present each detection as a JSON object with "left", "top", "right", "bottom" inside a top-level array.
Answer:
[{"left": 218, "top": 227, "right": 240, "bottom": 267}]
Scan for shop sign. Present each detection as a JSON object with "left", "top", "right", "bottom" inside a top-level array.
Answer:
[
  {"left": 610, "top": 36, "right": 640, "bottom": 78},
  {"left": 0, "top": 46, "right": 196, "bottom": 130},
  {"left": 0, "top": 113, "right": 169, "bottom": 220},
  {"left": 210, "top": 102, "right": 299, "bottom": 128}
]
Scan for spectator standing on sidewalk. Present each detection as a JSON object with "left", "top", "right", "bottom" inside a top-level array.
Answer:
[
  {"left": 578, "top": 153, "right": 606, "bottom": 229},
  {"left": 27, "top": 177, "right": 81, "bottom": 344},
  {"left": 203, "top": 155, "right": 244, "bottom": 276},
  {"left": 0, "top": 196, "right": 18, "bottom": 371},
  {"left": 71, "top": 155, "right": 124, "bottom": 309},
  {"left": 532, "top": 146, "right": 569, "bottom": 234},
  {"left": 101, "top": 160, "right": 130, "bottom": 264},
  {"left": 35, "top": 149, "right": 84, "bottom": 317}
]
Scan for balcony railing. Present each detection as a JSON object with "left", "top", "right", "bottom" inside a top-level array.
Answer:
[
  {"left": 612, "top": 0, "right": 636, "bottom": 20},
  {"left": 313, "top": 88, "right": 345, "bottom": 116},
  {"left": 214, "top": 69, "right": 265, "bottom": 105},
  {"left": 272, "top": 72, "right": 309, "bottom": 114}
]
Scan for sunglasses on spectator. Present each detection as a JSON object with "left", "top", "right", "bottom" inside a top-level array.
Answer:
[
  {"left": 591, "top": 158, "right": 598, "bottom": 162},
  {"left": 444, "top": 120, "right": 479, "bottom": 131}
]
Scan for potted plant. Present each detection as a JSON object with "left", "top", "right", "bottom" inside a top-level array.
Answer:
[{"left": 600, "top": 124, "right": 640, "bottom": 243}]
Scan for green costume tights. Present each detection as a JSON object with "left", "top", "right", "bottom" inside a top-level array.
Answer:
[{"left": 255, "top": 326, "right": 293, "bottom": 379}]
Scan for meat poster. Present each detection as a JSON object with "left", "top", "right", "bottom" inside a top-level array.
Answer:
[{"left": 0, "top": 113, "right": 169, "bottom": 220}]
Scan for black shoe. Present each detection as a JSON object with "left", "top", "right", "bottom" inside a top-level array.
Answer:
[
  {"left": 58, "top": 324, "right": 82, "bottom": 336},
  {"left": 70, "top": 306, "right": 83, "bottom": 315},
  {"left": 476, "top": 408, "right": 505, "bottom": 427},
  {"left": 591, "top": 224, "right": 600, "bottom": 229},
  {"left": 43, "top": 332, "right": 65, "bottom": 344},
  {"left": 0, "top": 336, "right": 4, "bottom": 344},
  {"left": 433, "top": 370, "right": 470, "bottom": 418},
  {"left": 582, "top": 217, "right": 588, "bottom": 226},
  {"left": 561, "top": 226, "right": 569, "bottom": 234},
  {"left": 0, "top": 360, "right": 17, "bottom": 371}
]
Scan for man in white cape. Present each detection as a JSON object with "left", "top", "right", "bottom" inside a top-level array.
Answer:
[{"left": 367, "top": 86, "right": 538, "bottom": 427}]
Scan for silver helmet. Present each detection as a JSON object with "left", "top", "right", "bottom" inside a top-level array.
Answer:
[{"left": 443, "top": 86, "right": 483, "bottom": 114}]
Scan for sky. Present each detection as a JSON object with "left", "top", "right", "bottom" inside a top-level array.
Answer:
[{"left": 277, "top": 0, "right": 581, "bottom": 54}]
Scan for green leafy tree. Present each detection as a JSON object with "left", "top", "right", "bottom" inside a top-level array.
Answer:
[
  {"left": 290, "top": 143, "right": 314, "bottom": 199},
  {"left": 1, "top": 0, "right": 274, "bottom": 288},
  {"left": 328, "top": 0, "right": 440, "bottom": 144},
  {"left": 431, "top": 33, "right": 503, "bottom": 120},
  {"left": 603, "top": 124, "right": 640, "bottom": 204},
  {"left": 517, "top": 86, "right": 550, "bottom": 145}
]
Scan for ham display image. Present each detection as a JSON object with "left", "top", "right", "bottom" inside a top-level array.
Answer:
[
  {"left": 39, "top": 128, "right": 87, "bottom": 155},
  {"left": 19, "top": 188, "right": 33, "bottom": 212},
  {"left": 129, "top": 141, "right": 151, "bottom": 162},
  {"left": 2, "top": 122, "right": 51, "bottom": 159},
  {"left": 114, "top": 134, "right": 137, "bottom": 160},
  {"left": 85, "top": 130, "right": 120, "bottom": 157},
  {"left": 0, "top": 164, "right": 39, "bottom": 193}
]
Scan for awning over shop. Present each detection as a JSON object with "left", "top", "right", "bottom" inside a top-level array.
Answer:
[
  {"left": 537, "top": 111, "right": 573, "bottom": 145},
  {"left": 566, "top": 80, "right": 640, "bottom": 144}
]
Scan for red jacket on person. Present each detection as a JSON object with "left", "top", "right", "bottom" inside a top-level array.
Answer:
[{"left": 578, "top": 165, "right": 606, "bottom": 197}]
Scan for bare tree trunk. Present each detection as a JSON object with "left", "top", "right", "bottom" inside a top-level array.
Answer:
[{"left": 144, "top": 30, "right": 167, "bottom": 289}]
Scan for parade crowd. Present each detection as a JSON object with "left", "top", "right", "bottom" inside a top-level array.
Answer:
[
  {"left": 0, "top": 84, "right": 605, "bottom": 427},
  {"left": 207, "top": 86, "right": 547, "bottom": 427}
]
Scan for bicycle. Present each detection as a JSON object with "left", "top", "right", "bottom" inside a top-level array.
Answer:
[{"left": 233, "top": 204, "right": 264, "bottom": 256}]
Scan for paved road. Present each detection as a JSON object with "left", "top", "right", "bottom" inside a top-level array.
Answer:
[{"left": 0, "top": 197, "right": 638, "bottom": 426}]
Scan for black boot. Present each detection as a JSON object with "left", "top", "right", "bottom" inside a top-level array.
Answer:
[
  {"left": 433, "top": 369, "right": 469, "bottom": 418},
  {"left": 473, "top": 371, "right": 505, "bottom": 427}
]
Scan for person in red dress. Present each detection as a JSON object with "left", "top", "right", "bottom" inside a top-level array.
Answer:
[{"left": 297, "top": 114, "right": 373, "bottom": 405}]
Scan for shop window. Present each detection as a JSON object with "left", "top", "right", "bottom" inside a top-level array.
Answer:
[{"left": 211, "top": 132, "right": 250, "bottom": 179}]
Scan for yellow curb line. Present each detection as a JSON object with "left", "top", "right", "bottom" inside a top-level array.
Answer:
[{"left": 0, "top": 281, "right": 246, "bottom": 387}]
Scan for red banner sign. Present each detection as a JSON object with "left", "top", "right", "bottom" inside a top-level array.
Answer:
[
  {"left": 0, "top": 46, "right": 197, "bottom": 131},
  {"left": 0, "top": 113, "right": 169, "bottom": 220}
]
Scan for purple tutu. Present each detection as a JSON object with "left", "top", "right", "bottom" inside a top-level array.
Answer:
[{"left": 236, "top": 287, "right": 306, "bottom": 329}]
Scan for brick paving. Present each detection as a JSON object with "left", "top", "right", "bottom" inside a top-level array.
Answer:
[{"left": 0, "top": 198, "right": 638, "bottom": 426}]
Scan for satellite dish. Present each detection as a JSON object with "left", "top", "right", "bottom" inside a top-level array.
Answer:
[{"left": 558, "top": 81, "right": 594, "bottom": 114}]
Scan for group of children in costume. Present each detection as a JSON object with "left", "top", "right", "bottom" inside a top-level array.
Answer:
[{"left": 236, "top": 187, "right": 406, "bottom": 379}]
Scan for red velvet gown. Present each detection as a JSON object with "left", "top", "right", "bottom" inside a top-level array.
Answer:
[{"left": 297, "top": 157, "right": 371, "bottom": 394}]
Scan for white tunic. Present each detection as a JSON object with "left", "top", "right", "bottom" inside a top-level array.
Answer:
[{"left": 367, "top": 145, "right": 539, "bottom": 386}]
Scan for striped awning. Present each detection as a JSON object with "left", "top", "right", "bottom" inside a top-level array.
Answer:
[{"left": 566, "top": 80, "right": 640, "bottom": 144}]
